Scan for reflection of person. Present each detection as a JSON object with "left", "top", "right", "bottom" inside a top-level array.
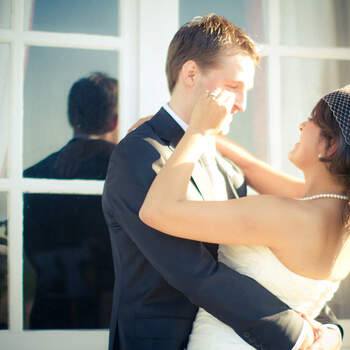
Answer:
[
  {"left": 140, "top": 86, "right": 350, "bottom": 349},
  {"left": 23, "top": 72, "right": 118, "bottom": 329},
  {"left": 102, "top": 14, "right": 341, "bottom": 350}
]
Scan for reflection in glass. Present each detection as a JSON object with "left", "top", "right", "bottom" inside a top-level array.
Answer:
[
  {"left": 27, "top": 0, "right": 119, "bottom": 36},
  {"left": 23, "top": 193, "right": 114, "bottom": 329},
  {"left": 180, "top": 0, "right": 267, "bottom": 43},
  {"left": 23, "top": 72, "right": 119, "bottom": 329},
  {"left": 227, "top": 58, "right": 268, "bottom": 161},
  {"left": 281, "top": 58, "right": 350, "bottom": 177},
  {"left": 23, "top": 47, "right": 118, "bottom": 170},
  {"left": 0, "top": 0, "right": 11, "bottom": 28},
  {"left": 0, "top": 44, "right": 10, "bottom": 178},
  {"left": 0, "top": 193, "right": 8, "bottom": 329},
  {"left": 280, "top": 0, "right": 350, "bottom": 47}
]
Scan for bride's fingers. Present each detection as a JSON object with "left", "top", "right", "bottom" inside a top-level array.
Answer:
[
  {"left": 127, "top": 115, "right": 153, "bottom": 133},
  {"left": 209, "top": 87, "right": 222, "bottom": 99},
  {"left": 194, "top": 88, "right": 234, "bottom": 134},
  {"left": 221, "top": 90, "right": 236, "bottom": 111},
  {"left": 213, "top": 89, "right": 235, "bottom": 112}
]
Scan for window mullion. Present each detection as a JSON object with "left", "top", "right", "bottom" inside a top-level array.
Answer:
[
  {"left": 137, "top": 0, "right": 178, "bottom": 124},
  {"left": 21, "top": 178, "right": 104, "bottom": 195},
  {"left": 118, "top": 0, "right": 139, "bottom": 138},
  {"left": 23, "top": 31, "right": 122, "bottom": 51},
  {"left": 277, "top": 45, "right": 350, "bottom": 60},
  {"left": 8, "top": 0, "right": 25, "bottom": 332},
  {"left": 0, "top": 28, "right": 14, "bottom": 42},
  {"left": 267, "top": 0, "right": 282, "bottom": 170}
]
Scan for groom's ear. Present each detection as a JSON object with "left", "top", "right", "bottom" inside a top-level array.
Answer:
[{"left": 180, "top": 60, "right": 200, "bottom": 88}]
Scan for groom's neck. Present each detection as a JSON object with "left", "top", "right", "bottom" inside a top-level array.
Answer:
[{"left": 168, "top": 88, "right": 195, "bottom": 125}]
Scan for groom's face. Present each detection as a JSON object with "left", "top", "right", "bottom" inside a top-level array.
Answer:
[{"left": 197, "top": 54, "right": 255, "bottom": 117}]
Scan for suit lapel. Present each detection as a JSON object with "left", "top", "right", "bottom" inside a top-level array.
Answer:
[
  {"left": 215, "top": 153, "right": 246, "bottom": 199},
  {"left": 191, "top": 157, "right": 216, "bottom": 201},
  {"left": 151, "top": 108, "right": 215, "bottom": 201},
  {"left": 168, "top": 144, "right": 215, "bottom": 201},
  {"left": 149, "top": 108, "right": 184, "bottom": 149}
]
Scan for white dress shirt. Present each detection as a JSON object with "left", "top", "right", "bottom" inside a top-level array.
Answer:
[{"left": 163, "top": 103, "right": 228, "bottom": 200}]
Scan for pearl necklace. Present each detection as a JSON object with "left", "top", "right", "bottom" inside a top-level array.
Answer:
[{"left": 298, "top": 193, "right": 349, "bottom": 201}]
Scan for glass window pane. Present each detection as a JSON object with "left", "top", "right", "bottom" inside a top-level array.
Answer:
[
  {"left": 0, "top": 43, "right": 10, "bottom": 178},
  {"left": 227, "top": 58, "right": 268, "bottom": 161},
  {"left": 281, "top": 58, "right": 350, "bottom": 177},
  {"left": 0, "top": 0, "right": 11, "bottom": 29},
  {"left": 23, "top": 47, "right": 118, "bottom": 171},
  {"left": 280, "top": 0, "right": 350, "bottom": 47},
  {"left": 179, "top": 0, "right": 268, "bottom": 43},
  {"left": 23, "top": 193, "right": 114, "bottom": 329},
  {"left": 0, "top": 193, "right": 8, "bottom": 329},
  {"left": 25, "top": 0, "right": 119, "bottom": 36},
  {"left": 23, "top": 47, "right": 118, "bottom": 330}
]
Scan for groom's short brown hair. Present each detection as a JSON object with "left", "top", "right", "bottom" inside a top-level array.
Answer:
[{"left": 166, "top": 14, "right": 260, "bottom": 93}]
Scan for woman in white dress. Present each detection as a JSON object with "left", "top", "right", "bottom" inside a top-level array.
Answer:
[{"left": 139, "top": 85, "right": 350, "bottom": 350}]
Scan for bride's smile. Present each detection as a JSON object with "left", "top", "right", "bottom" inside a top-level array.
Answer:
[{"left": 288, "top": 118, "right": 326, "bottom": 170}]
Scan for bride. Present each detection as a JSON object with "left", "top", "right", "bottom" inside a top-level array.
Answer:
[{"left": 139, "top": 85, "right": 350, "bottom": 349}]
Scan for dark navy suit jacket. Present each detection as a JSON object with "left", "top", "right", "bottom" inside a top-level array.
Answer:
[{"left": 102, "top": 108, "right": 337, "bottom": 350}]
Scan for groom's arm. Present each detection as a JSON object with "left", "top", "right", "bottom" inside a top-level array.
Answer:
[
  {"left": 103, "top": 134, "right": 304, "bottom": 350},
  {"left": 313, "top": 306, "right": 343, "bottom": 349},
  {"left": 297, "top": 312, "right": 343, "bottom": 350},
  {"left": 316, "top": 305, "right": 343, "bottom": 337}
]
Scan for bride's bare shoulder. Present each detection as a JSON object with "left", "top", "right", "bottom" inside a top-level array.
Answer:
[{"left": 276, "top": 197, "right": 347, "bottom": 279}]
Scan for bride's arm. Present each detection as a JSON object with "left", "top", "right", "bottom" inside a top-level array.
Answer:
[
  {"left": 140, "top": 134, "right": 309, "bottom": 247},
  {"left": 139, "top": 90, "right": 312, "bottom": 248},
  {"left": 126, "top": 113, "right": 306, "bottom": 198},
  {"left": 215, "top": 135, "right": 305, "bottom": 198}
]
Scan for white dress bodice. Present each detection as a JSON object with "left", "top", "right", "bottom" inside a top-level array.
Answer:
[{"left": 187, "top": 245, "right": 340, "bottom": 350}]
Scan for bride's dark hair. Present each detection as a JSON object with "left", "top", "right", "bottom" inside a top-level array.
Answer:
[{"left": 311, "top": 98, "right": 350, "bottom": 223}]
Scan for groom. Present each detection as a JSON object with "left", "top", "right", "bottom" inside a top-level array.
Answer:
[{"left": 102, "top": 14, "right": 342, "bottom": 350}]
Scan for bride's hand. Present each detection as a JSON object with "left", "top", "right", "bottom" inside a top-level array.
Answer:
[
  {"left": 128, "top": 115, "right": 153, "bottom": 133},
  {"left": 188, "top": 88, "right": 236, "bottom": 136}
]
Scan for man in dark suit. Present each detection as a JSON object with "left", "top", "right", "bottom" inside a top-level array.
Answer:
[
  {"left": 102, "top": 15, "right": 342, "bottom": 349},
  {"left": 24, "top": 72, "right": 118, "bottom": 329}
]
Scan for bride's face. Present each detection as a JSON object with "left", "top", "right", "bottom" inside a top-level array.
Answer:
[{"left": 288, "top": 118, "right": 327, "bottom": 170}]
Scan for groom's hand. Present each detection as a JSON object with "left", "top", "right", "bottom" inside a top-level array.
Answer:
[
  {"left": 298, "top": 313, "right": 342, "bottom": 350},
  {"left": 300, "top": 313, "right": 342, "bottom": 350},
  {"left": 307, "top": 326, "right": 342, "bottom": 350}
]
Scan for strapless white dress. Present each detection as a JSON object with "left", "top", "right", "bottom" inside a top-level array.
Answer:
[{"left": 187, "top": 245, "right": 340, "bottom": 350}]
